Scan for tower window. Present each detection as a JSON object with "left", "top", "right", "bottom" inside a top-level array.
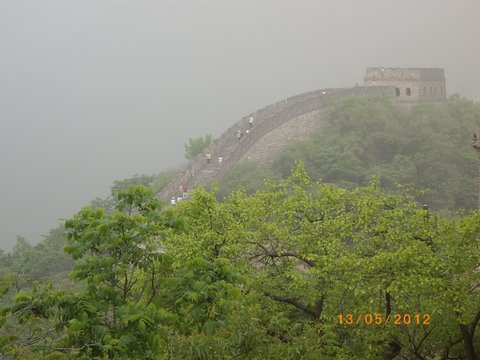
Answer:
[
  {"left": 395, "top": 87, "right": 400, "bottom": 96},
  {"left": 406, "top": 87, "right": 411, "bottom": 96}
]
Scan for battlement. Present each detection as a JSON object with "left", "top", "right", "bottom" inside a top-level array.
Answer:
[
  {"left": 364, "top": 67, "right": 446, "bottom": 102},
  {"left": 157, "top": 68, "right": 449, "bottom": 201}
]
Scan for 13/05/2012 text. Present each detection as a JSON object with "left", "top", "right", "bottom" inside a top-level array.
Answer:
[{"left": 337, "top": 313, "right": 431, "bottom": 325}]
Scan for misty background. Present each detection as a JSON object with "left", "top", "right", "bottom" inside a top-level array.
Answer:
[{"left": 1, "top": 0, "right": 479, "bottom": 251}]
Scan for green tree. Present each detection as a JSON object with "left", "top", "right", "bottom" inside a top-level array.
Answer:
[
  {"left": 166, "top": 162, "right": 480, "bottom": 358},
  {"left": 2, "top": 165, "right": 479, "bottom": 359},
  {"left": 272, "top": 96, "right": 480, "bottom": 211},
  {"left": 0, "top": 186, "right": 268, "bottom": 359},
  {"left": 184, "top": 134, "right": 213, "bottom": 160},
  {"left": 90, "top": 170, "right": 177, "bottom": 214},
  {"left": 216, "top": 161, "right": 278, "bottom": 200},
  {"left": 1, "top": 186, "right": 178, "bottom": 359},
  {"left": 0, "top": 227, "right": 73, "bottom": 289}
]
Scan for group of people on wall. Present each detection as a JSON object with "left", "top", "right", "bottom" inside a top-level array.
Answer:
[
  {"left": 170, "top": 185, "right": 188, "bottom": 206},
  {"left": 171, "top": 115, "right": 256, "bottom": 206},
  {"left": 236, "top": 115, "right": 254, "bottom": 141},
  {"left": 206, "top": 114, "right": 255, "bottom": 166}
]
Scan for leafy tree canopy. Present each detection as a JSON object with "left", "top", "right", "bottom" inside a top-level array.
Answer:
[
  {"left": 2, "top": 95, "right": 480, "bottom": 359},
  {"left": 184, "top": 134, "right": 213, "bottom": 160},
  {"left": 165, "top": 163, "right": 480, "bottom": 358},
  {"left": 1, "top": 169, "right": 479, "bottom": 358},
  {"left": 272, "top": 96, "right": 480, "bottom": 211}
]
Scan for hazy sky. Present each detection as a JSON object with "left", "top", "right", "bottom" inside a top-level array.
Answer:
[{"left": 1, "top": 0, "right": 479, "bottom": 251}]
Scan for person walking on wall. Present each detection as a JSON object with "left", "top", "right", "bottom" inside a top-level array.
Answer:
[
  {"left": 206, "top": 152, "right": 212, "bottom": 164},
  {"left": 249, "top": 115, "right": 254, "bottom": 128}
]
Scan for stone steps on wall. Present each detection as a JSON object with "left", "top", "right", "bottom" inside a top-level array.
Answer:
[{"left": 156, "top": 86, "right": 394, "bottom": 202}]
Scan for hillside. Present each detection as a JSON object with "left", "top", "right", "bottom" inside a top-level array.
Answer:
[
  {"left": 277, "top": 96, "right": 480, "bottom": 209},
  {"left": 214, "top": 95, "right": 480, "bottom": 212},
  {"left": 2, "top": 94, "right": 480, "bottom": 359},
  {"left": 156, "top": 86, "right": 392, "bottom": 201},
  {"left": 157, "top": 84, "right": 480, "bottom": 214}
]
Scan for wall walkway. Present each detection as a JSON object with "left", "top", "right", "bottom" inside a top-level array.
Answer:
[{"left": 157, "top": 86, "right": 393, "bottom": 201}]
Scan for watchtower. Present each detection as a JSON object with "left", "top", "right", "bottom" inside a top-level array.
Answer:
[{"left": 364, "top": 67, "right": 446, "bottom": 102}]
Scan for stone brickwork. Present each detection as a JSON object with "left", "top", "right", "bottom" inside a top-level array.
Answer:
[
  {"left": 238, "top": 109, "right": 327, "bottom": 167},
  {"left": 157, "top": 67, "right": 448, "bottom": 201},
  {"left": 364, "top": 67, "right": 446, "bottom": 102},
  {"left": 156, "top": 85, "right": 392, "bottom": 201}
]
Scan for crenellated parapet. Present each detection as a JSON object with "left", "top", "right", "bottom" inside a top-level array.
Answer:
[
  {"left": 157, "top": 67, "right": 449, "bottom": 202},
  {"left": 156, "top": 86, "right": 392, "bottom": 201},
  {"left": 364, "top": 67, "right": 446, "bottom": 102}
]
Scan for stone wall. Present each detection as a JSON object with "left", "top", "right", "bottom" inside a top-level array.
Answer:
[
  {"left": 156, "top": 85, "right": 391, "bottom": 201},
  {"left": 238, "top": 109, "right": 327, "bottom": 168},
  {"left": 364, "top": 67, "right": 446, "bottom": 102},
  {"left": 157, "top": 68, "right": 449, "bottom": 202}
]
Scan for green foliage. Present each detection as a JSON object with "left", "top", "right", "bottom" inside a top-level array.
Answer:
[
  {"left": 0, "top": 229, "right": 73, "bottom": 293},
  {"left": 110, "top": 174, "right": 158, "bottom": 194},
  {"left": 0, "top": 186, "right": 271, "bottom": 359},
  {"left": 161, "top": 258, "right": 270, "bottom": 359},
  {"left": 0, "top": 275, "right": 10, "bottom": 302},
  {"left": 216, "top": 161, "right": 279, "bottom": 200},
  {"left": 90, "top": 170, "right": 178, "bottom": 213},
  {"left": 30, "top": 227, "right": 73, "bottom": 280},
  {"left": 0, "top": 171, "right": 178, "bottom": 295},
  {"left": 1, "top": 186, "right": 176, "bottom": 358},
  {"left": 3, "top": 92, "right": 480, "bottom": 360},
  {"left": 89, "top": 174, "right": 159, "bottom": 215},
  {"left": 150, "top": 168, "right": 178, "bottom": 193},
  {"left": 185, "top": 134, "right": 213, "bottom": 160},
  {"left": 164, "top": 162, "right": 480, "bottom": 358},
  {"left": 273, "top": 96, "right": 480, "bottom": 211}
]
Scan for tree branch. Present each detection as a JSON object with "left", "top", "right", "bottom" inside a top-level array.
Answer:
[
  {"left": 469, "top": 309, "right": 480, "bottom": 341},
  {"left": 264, "top": 292, "right": 321, "bottom": 320},
  {"left": 415, "top": 328, "right": 432, "bottom": 357},
  {"left": 385, "top": 292, "right": 392, "bottom": 317},
  {"left": 253, "top": 243, "right": 316, "bottom": 268},
  {"left": 277, "top": 252, "right": 316, "bottom": 267}
]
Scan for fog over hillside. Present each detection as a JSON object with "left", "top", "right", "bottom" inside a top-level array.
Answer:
[{"left": 1, "top": 0, "right": 479, "bottom": 250}]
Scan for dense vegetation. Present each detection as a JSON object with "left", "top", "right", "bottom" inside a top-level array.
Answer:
[
  {"left": 1, "top": 96, "right": 480, "bottom": 358},
  {"left": 219, "top": 95, "right": 480, "bottom": 212},
  {"left": 185, "top": 134, "right": 213, "bottom": 161},
  {"left": 1, "top": 167, "right": 479, "bottom": 359}
]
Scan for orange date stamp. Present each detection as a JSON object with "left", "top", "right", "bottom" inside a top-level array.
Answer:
[{"left": 337, "top": 313, "right": 430, "bottom": 325}]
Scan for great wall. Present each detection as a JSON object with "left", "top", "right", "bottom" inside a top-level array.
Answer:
[{"left": 157, "top": 68, "right": 447, "bottom": 201}]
